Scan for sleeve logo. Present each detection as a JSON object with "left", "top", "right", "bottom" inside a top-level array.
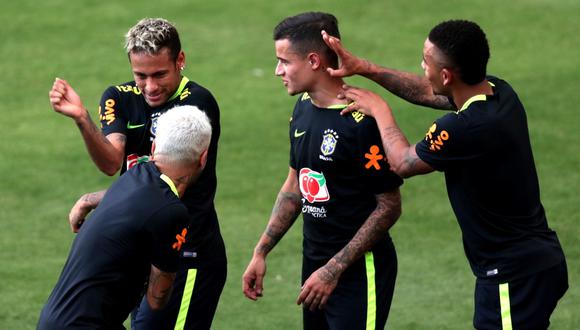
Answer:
[
  {"left": 172, "top": 228, "right": 188, "bottom": 251},
  {"left": 299, "top": 168, "right": 330, "bottom": 203},
  {"left": 99, "top": 99, "right": 116, "bottom": 125},
  {"left": 424, "top": 123, "right": 450, "bottom": 152}
]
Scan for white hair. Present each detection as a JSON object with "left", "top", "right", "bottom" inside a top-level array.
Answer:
[{"left": 153, "top": 106, "right": 212, "bottom": 164}]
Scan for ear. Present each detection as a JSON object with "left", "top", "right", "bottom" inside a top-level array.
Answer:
[
  {"left": 150, "top": 140, "right": 156, "bottom": 160},
  {"left": 441, "top": 68, "right": 453, "bottom": 86},
  {"left": 176, "top": 50, "right": 185, "bottom": 70},
  {"left": 198, "top": 149, "right": 209, "bottom": 170},
  {"left": 307, "top": 53, "right": 322, "bottom": 70}
]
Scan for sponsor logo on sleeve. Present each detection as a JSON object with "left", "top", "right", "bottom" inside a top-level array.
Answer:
[
  {"left": 172, "top": 228, "right": 188, "bottom": 251},
  {"left": 99, "top": 99, "right": 116, "bottom": 125},
  {"left": 424, "top": 123, "right": 450, "bottom": 152}
]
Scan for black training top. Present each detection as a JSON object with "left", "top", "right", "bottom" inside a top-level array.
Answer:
[
  {"left": 38, "top": 162, "right": 189, "bottom": 329},
  {"left": 415, "top": 76, "right": 565, "bottom": 283},
  {"left": 289, "top": 93, "right": 403, "bottom": 261},
  {"left": 99, "top": 76, "right": 225, "bottom": 268}
]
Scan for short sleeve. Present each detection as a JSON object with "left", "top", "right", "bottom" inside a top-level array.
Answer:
[
  {"left": 145, "top": 203, "right": 189, "bottom": 273},
  {"left": 99, "top": 86, "right": 127, "bottom": 136},
  {"left": 415, "top": 112, "right": 480, "bottom": 171},
  {"left": 356, "top": 118, "right": 403, "bottom": 194}
]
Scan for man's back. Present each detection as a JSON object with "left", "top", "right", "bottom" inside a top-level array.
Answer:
[{"left": 38, "top": 163, "right": 188, "bottom": 329}]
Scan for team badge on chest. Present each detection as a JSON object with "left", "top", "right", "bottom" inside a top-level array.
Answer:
[{"left": 320, "top": 129, "right": 339, "bottom": 156}]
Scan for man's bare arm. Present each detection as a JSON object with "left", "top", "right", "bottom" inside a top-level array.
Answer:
[
  {"left": 146, "top": 265, "right": 176, "bottom": 310},
  {"left": 68, "top": 190, "right": 106, "bottom": 233},
  {"left": 297, "top": 190, "right": 402, "bottom": 310},
  {"left": 242, "top": 167, "right": 302, "bottom": 300},
  {"left": 321, "top": 31, "right": 453, "bottom": 110},
  {"left": 49, "top": 78, "right": 125, "bottom": 175}
]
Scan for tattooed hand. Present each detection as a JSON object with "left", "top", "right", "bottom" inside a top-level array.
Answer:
[{"left": 296, "top": 263, "right": 341, "bottom": 311}]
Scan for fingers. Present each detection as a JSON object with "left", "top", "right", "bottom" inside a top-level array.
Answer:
[
  {"left": 49, "top": 78, "right": 67, "bottom": 107},
  {"left": 242, "top": 269, "right": 264, "bottom": 301},
  {"left": 297, "top": 286, "right": 327, "bottom": 311},
  {"left": 340, "top": 101, "right": 358, "bottom": 116}
]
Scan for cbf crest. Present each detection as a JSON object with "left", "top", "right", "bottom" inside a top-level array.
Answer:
[
  {"left": 150, "top": 112, "right": 163, "bottom": 138},
  {"left": 320, "top": 129, "right": 339, "bottom": 156}
]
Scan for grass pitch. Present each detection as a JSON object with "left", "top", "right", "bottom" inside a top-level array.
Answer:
[{"left": 1, "top": 0, "right": 578, "bottom": 328}]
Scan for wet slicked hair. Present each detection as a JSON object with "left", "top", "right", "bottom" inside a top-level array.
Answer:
[
  {"left": 273, "top": 12, "right": 340, "bottom": 67},
  {"left": 428, "top": 20, "right": 490, "bottom": 85},
  {"left": 125, "top": 18, "right": 182, "bottom": 61}
]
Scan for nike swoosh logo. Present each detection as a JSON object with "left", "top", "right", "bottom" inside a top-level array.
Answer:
[
  {"left": 127, "top": 122, "right": 145, "bottom": 129},
  {"left": 294, "top": 129, "right": 306, "bottom": 138}
]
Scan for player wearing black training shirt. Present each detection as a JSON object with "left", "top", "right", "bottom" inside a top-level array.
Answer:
[
  {"left": 49, "top": 18, "right": 226, "bottom": 330},
  {"left": 291, "top": 93, "right": 402, "bottom": 328},
  {"left": 38, "top": 162, "right": 189, "bottom": 330},
  {"left": 243, "top": 12, "right": 403, "bottom": 330},
  {"left": 39, "top": 105, "right": 211, "bottom": 328},
  {"left": 99, "top": 76, "right": 225, "bottom": 271},
  {"left": 100, "top": 77, "right": 226, "bottom": 330},
  {"left": 416, "top": 76, "right": 565, "bottom": 283},
  {"left": 330, "top": 19, "right": 568, "bottom": 329}
]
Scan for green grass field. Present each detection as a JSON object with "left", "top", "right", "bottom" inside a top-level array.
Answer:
[{"left": 1, "top": 0, "right": 578, "bottom": 328}]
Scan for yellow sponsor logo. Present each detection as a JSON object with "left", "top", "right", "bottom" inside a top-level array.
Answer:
[
  {"left": 351, "top": 111, "right": 365, "bottom": 123},
  {"left": 425, "top": 123, "right": 449, "bottom": 151},
  {"left": 115, "top": 84, "right": 141, "bottom": 95},
  {"left": 99, "top": 99, "right": 116, "bottom": 125},
  {"left": 180, "top": 88, "right": 191, "bottom": 100}
]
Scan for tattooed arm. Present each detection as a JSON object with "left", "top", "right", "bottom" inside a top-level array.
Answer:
[
  {"left": 297, "top": 189, "right": 402, "bottom": 311},
  {"left": 49, "top": 78, "right": 125, "bottom": 175},
  {"left": 321, "top": 31, "right": 453, "bottom": 110},
  {"left": 242, "top": 167, "right": 302, "bottom": 301},
  {"left": 341, "top": 85, "right": 434, "bottom": 178},
  {"left": 146, "top": 265, "right": 176, "bottom": 310},
  {"left": 68, "top": 190, "right": 106, "bottom": 233}
]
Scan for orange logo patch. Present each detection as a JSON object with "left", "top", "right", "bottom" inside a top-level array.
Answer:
[
  {"left": 365, "top": 145, "right": 383, "bottom": 170},
  {"left": 424, "top": 123, "right": 450, "bottom": 151},
  {"left": 172, "top": 228, "right": 187, "bottom": 251}
]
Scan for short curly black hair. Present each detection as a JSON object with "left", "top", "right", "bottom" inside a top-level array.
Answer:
[
  {"left": 273, "top": 12, "right": 340, "bottom": 68},
  {"left": 428, "top": 20, "right": 489, "bottom": 85}
]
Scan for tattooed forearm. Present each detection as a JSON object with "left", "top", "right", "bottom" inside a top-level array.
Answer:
[
  {"left": 256, "top": 191, "right": 302, "bottom": 255},
  {"left": 364, "top": 66, "right": 453, "bottom": 110},
  {"left": 328, "top": 190, "right": 402, "bottom": 276},
  {"left": 147, "top": 268, "right": 176, "bottom": 310},
  {"left": 81, "top": 190, "right": 106, "bottom": 208}
]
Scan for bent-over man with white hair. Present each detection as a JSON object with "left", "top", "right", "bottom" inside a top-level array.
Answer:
[{"left": 38, "top": 106, "right": 211, "bottom": 330}]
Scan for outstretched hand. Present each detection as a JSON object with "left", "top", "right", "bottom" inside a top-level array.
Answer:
[
  {"left": 321, "top": 30, "right": 366, "bottom": 78},
  {"left": 339, "top": 85, "right": 391, "bottom": 118},
  {"left": 49, "top": 78, "right": 86, "bottom": 121}
]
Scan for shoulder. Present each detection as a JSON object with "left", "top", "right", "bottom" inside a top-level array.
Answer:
[
  {"left": 102, "top": 81, "right": 140, "bottom": 98},
  {"left": 182, "top": 79, "right": 218, "bottom": 108}
]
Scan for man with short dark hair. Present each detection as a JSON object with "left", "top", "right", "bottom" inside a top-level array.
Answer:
[
  {"left": 48, "top": 18, "right": 226, "bottom": 330},
  {"left": 323, "top": 19, "right": 568, "bottom": 329},
  {"left": 242, "top": 12, "right": 403, "bottom": 329},
  {"left": 38, "top": 106, "right": 212, "bottom": 330}
]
